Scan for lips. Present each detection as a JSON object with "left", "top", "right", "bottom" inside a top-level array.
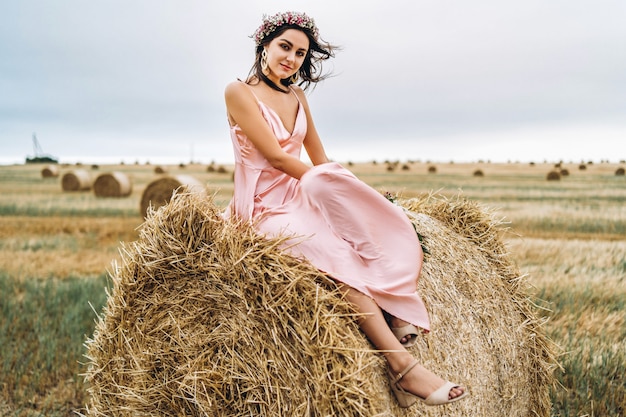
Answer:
[{"left": 280, "top": 64, "right": 292, "bottom": 71}]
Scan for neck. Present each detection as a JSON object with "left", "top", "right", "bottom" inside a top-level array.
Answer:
[{"left": 260, "top": 73, "right": 290, "bottom": 94}]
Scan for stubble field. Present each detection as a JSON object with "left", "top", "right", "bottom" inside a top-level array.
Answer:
[{"left": 0, "top": 160, "right": 624, "bottom": 416}]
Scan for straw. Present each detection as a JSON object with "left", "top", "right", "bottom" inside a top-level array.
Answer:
[
  {"left": 84, "top": 190, "right": 558, "bottom": 416},
  {"left": 93, "top": 172, "right": 132, "bottom": 198},
  {"left": 41, "top": 164, "right": 59, "bottom": 178},
  {"left": 61, "top": 169, "right": 92, "bottom": 191}
]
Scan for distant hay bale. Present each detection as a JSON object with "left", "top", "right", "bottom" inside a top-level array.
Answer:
[
  {"left": 154, "top": 166, "right": 166, "bottom": 174},
  {"left": 560, "top": 168, "right": 570, "bottom": 176},
  {"left": 578, "top": 164, "right": 587, "bottom": 170},
  {"left": 428, "top": 165, "right": 437, "bottom": 173},
  {"left": 84, "top": 191, "right": 558, "bottom": 417},
  {"left": 216, "top": 165, "right": 228, "bottom": 174},
  {"left": 139, "top": 175, "right": 205, "bottom": 217},
  {"left": 616, "top": 167, "right": 625, "bottom": 176},
  {"left": 61, "top": 169, "right": 92, "bottom": 191},
  {"left": 546, "top": 170, "right": 561, "bottom": 181},
  {"left": 93, "top": 172, "right": 132, "bottom": 198},
  {"left": 473, "top": 169, "right": 484, "bottom": 177},
  {"left": 41, "top": 164, "right": 59, "bottom": 178}
]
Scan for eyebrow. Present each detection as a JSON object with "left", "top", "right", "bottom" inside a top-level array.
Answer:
[{"left": 279, "top": 38, "right": 308, "bottom": 52}]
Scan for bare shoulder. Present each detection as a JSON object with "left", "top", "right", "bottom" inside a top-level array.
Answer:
[
  {"left": 225, "top": 81, "right": 260, "bottom": 116},
  {"left": 224, "top": 80, "right": 250, "bottom": 101}
]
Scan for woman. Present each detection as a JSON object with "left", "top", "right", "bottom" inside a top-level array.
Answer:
[{"left": 224, "top": 11, "right": 468, "bottom": 408}]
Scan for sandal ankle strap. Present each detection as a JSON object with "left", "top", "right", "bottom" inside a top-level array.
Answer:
[{"left": 391, "top": 360, "right": 419, "bottom": 385}]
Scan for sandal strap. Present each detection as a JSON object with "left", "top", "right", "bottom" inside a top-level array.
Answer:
[{"left": 391, "top": 360, "right": 419, "bottom": 385}]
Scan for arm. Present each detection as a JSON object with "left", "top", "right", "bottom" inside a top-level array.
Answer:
[
  {"left": 293, "top": 87, "right": 330, "bottom": 166},
  {"left": 225, "top": 81, "right": 310, "bottom": 179}
]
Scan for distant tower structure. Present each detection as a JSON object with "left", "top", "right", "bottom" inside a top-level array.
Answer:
[{"left": 26, "top": 133, "right": 58, "bottom": 164}]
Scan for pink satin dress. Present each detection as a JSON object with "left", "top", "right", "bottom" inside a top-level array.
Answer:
[{"left": 225, "top": 86, "right": 430, "bottom": 331}]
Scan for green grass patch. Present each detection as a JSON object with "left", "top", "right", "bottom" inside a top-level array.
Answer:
[
  {"left": 513, "top": 217, "right": 626, "bottom": 238},
  {"left": 535, "top": 286, "right": 626, "bottom": 417},
  {"left": 0, "top": 203, "right": 138, "bottom": 217},
  {"left": 0, "top": 272, "right": 109, "bottom": 416}
]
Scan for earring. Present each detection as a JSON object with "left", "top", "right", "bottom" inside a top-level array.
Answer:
[
  {"left": 261, "top": 49, "right": 268, "bottom": 72},
  {"left": 290, "top": 73, "right": 299, "bottom": 84}
]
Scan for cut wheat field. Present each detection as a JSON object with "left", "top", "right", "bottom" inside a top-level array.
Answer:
[{"left": 0, "top": 160, "right": 624, "bottom": 416}]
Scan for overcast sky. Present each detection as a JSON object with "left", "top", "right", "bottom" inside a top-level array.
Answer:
[{"left": 1, "top": 0, "right": 625, "bottom": 165}]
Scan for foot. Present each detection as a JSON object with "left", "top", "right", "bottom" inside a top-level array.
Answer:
[
  {"left": 390, "top": 357, "right": 466, "bottom": 402},
  {"left": 389, "top": 317, "right": 418, "bottom": 346}
]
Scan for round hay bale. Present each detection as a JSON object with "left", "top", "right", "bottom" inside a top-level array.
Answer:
[
  {"left": 473, "top": 169, "right": 484, "bottom": 177},
  {"left": 61, "top": 169, "right": 92, "bottom": 191},
  {"left": 41, "top": 164, "right": 59, "bottom": 178},
  {"left": 616, "top": 167, "right": 625, "bottom": 176},
  {"left": 84, "top": 191, "right": 557, "bottom": 417},
  {"left": 428, "top": 165, "right": 437, "bottom": 173},
  {"left": 154, "top": 166, "right": 166, "bottom": 174},
  {"left": 93, "top": 172, "right": 133, "bottom": 198},
  {"left": 578, "top": 164, "right": 587, "bottom": 170},
  {"left": 546, "top": 170, "right": 561, "bottom": 181},
  {"left": 140, "top": 175, "right": 205, "bottom": 218},
  {"left": 560, "top": 168, "right": 570, "bottom": 176}
]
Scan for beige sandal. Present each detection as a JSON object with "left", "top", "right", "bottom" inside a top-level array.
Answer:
[
  {"left": 388, "top": 360, "right": 469, "bottom": 408},
  {"left": 391, "top": 324, "right": 419, "bottom": 347}
]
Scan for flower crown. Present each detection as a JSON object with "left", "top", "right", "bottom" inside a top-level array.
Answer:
[{"left": 252, "top": 11, "right": 319, "bottom": 46}]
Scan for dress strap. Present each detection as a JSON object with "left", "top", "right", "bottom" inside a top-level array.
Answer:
[{"left": 288, "top": 85, "right": 302, "bottom": 104}]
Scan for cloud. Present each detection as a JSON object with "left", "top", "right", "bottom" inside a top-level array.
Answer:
[{"left": 1, "top": 0, "right": 625, "bottom": 164}]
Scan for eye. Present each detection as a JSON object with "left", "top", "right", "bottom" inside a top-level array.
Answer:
[
  {"left": 280, "top": 43, "right": 290, "bottom": 50},
  {"left": 296, "top": 51, "right": 306, "bottom": 57}
]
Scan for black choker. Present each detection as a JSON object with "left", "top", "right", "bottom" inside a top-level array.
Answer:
[{"left": 260, "top": 73, "right": 290, "bottom": 94}]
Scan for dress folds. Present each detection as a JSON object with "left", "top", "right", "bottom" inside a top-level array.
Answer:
[{"left": 225, "top": 85, "right": 430, "bottom": 331}]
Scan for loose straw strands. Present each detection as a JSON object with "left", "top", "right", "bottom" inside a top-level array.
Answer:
[
  {"left": 84, "top": 190, "right": 558, "bottom": 416},
  {"left": 85, "top": 190, "right": 387, "bottom": 416}
]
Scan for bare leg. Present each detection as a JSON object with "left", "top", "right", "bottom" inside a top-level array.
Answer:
[{"left": 340, "top": 284, "right": 465, "bottom": 400}]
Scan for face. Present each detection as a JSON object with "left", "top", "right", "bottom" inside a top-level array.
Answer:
[{"left": 263, "top": 29, "right": 310, "bottom": 82}]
